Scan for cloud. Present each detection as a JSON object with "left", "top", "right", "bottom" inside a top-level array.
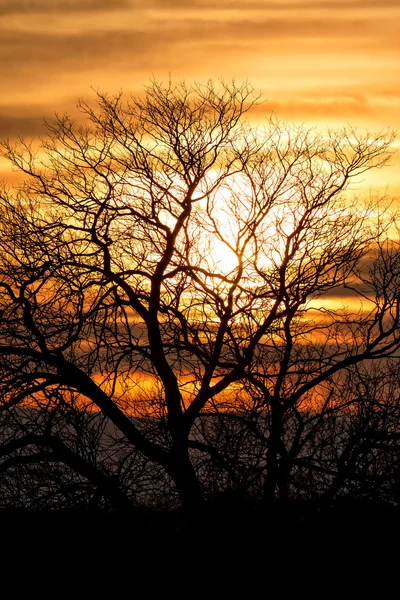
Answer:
[
  {"left": 131, "top": 0, "right": 400, "bottom": 10},
  {"left": 0, "top": 30, "right": 160, "bottom": 78},
  {"left": 0, "top": 98, "right": 88, "bottom": 139},
  {"left": 284, "top": 0, "right": 400, "bottom": 9},
  {"left": 0, "top": 1, "right": 398, "bottom": 142},
  {"left": 0, "top": 13, "right": 396, "bottom": 79},
  {"left": 0, "top": 0, "right": 131, "bottom": 15},
  {"left": 322, "top": 286, "right": 369, "bottom": 300},
  {"left": 190, "top": 16, "right": 397, "bottom": 41},
  {"left": 0, "top": 113, "right": 47, "bottom": 139},
  {"left": 1, "top": 0, "right": 395, "bottom": 20},
  {"left": 270, "top": 0, "right": 400, "bottom": 10},
  {"left": 251, "top": 93, "right": 400, "bottom": 124},
  {"left": 0, "top": 0, "right": 397, "bottom": 90}
]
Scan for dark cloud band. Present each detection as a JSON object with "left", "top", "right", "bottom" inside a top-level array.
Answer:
[{"left": 0, "top": 0, "right": 131, "bottom": 16}]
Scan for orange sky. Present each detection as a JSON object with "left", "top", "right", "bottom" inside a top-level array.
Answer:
[{"left": 0, "top": 0, "right": 399, "bottom": 192}]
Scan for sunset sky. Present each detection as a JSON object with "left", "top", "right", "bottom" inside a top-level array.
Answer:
[{"left": 1, "top": 0, "right": 399, "bottom": 192}]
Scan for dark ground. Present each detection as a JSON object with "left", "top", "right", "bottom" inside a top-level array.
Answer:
[
  {"left": 1, "top": 499, "right": 398, "bottom": 540},
  {"left": 0, "top": 499, "right": 398, "bottom": 594}
]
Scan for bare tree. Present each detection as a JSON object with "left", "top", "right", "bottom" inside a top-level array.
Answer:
[{"left": 0, "top": 79, "right": 398, "bottom": 511}]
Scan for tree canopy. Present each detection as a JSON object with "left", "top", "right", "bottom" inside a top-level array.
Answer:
[{"left": 0, "top": 79, "right": 399, "bottom": 511}]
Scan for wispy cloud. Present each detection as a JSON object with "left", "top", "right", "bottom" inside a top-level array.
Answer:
[
  {"left": 0, "top": 0, "right": 398, "bottom": 172},
  {"left": 0, "top": 0, "right": 131, "bottom": 15},
  {"left": 131, "top": 0, "right": 400, "bottom": 9}
]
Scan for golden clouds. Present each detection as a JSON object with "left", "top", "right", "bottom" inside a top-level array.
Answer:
[{"left": 0, "top": 0, "right": 398, "bottom": 191}]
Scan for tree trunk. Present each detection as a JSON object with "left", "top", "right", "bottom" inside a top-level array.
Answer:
[
  {"left": 263, "top": 405, "right": 287, "bottom": 506},
  {"left": 167, "top": 447, "right": 204, "bottom": 511},
  {"left": 277, "top": 456, "right": 290, "bottom": 506},
  {"left": 264, "top": 444, "right": 279, "bottom": 505}
]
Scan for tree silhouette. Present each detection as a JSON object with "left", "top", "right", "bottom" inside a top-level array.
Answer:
[{"left": 0, "top": 79, "right": 398, "bottom": 511}]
